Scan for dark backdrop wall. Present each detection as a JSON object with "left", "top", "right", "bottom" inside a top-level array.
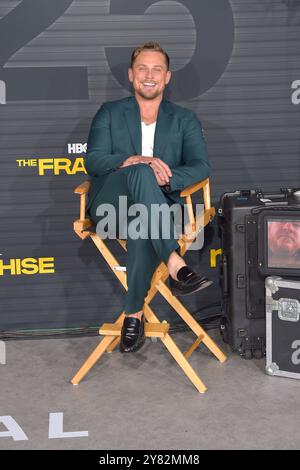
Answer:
[{"left": 0, "top": 0, "right": 299, "bottom": 336}]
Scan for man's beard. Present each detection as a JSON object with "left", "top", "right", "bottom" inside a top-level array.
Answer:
[
  {"left": 135, "top": 88, "right": 162, "bottom": 100},
  {"left": 272, "top": 237, "right": 297, "bottom": 255}
]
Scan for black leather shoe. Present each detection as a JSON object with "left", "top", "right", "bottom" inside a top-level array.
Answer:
[
  {"left": 169, "top": 266, "right": 213, "bottom": 297},
  {"left": 119, "top": 315, "right": 146, "bottom": 353}
]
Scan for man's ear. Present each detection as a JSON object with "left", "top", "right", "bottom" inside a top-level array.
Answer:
[
  {"left": 128, "top": 68, "right": 133, "bottom": 83},
  {"left": 165, "top": 70, "right": 171, "bottom": 85}
]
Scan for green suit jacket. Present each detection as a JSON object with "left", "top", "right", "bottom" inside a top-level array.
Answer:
[{"left": 85, "top": 96, "right": 210, "bottom": 209}]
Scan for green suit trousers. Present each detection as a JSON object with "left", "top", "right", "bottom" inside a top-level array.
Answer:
[{"left": 88, "top": 163, "right": 180, "bottom": 314}]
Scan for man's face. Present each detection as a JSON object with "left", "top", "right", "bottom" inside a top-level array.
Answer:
[
  {"left": 268, "top": 221, "right": 300, "bottom": 255},
  {"left": 128, "top": 51, "right": 171, "bottom": 100}
]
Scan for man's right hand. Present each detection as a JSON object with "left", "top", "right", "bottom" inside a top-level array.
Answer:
[{"left": 120, "top": 155, "right": 172, "bottom": 186}]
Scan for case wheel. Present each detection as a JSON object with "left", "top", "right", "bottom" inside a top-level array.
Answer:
[
  {"left": 244, "top": 349, "right": 253, "bottom": 360},
  {"left": 253, "top": 349, "right": 263, "bottom": 359}
]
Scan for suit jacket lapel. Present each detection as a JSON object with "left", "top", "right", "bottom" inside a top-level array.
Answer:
[
  {"left": 153, "top": 99, "right": 173, "bottom": 158},
  {"left": 124, "top": 98, "right": 142, "bottom": 155}
]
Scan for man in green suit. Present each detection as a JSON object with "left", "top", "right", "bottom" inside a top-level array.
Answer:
[{"left": 85, "top": 42, "right": 212, "bottom": 353}]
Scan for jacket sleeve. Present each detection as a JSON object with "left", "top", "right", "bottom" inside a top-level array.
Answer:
[
  {"left": 169, "top": 113, "right": 210, "bottom": 192},
  {"left": 85, "top": 104, "right": 130, "bottom": 177}
]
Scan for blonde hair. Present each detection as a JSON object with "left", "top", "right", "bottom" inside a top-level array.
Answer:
[{"left": 131, "top": 42, "right": 170, "bottom": 70}]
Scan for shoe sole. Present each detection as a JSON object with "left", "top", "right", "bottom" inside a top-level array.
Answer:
[
  {"left": 120, "top": 337, "right": 146, "bottom": 353},
  {"left": 170, "top": 280, "right": 213, "bottom": 297}
]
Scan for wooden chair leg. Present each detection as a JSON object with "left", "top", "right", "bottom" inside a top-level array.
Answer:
[
  {"left": 144, "top": 304, "right": 207, "bottom": 393},
  {"left": 70, "top": 312, "right": 125, "bottom": 384},
  {"left": 161, "top": 333, "right": 207, "bottom": 393},
  {"left": 106, "top": 337, "right": 120, "bottom": 353},
  {"left": 156, "top": 280, "right": 227, "bottom": 363},
  {"left": 184, "top": 334, "right": 204, "bottom": 359},
  {"left": 70, "top": 335, "right": 118, "bottom": 385}
]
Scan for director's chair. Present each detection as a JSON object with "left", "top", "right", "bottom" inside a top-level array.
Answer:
[{"left": 70, "top": 177, "right": 227, "bottom": 393}]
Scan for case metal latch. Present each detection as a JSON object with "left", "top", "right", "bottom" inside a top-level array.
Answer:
[{"left": 278, "top": 298, "right": 300, "bottom": 322}]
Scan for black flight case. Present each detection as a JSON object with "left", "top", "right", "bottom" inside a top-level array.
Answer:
[
  {"left": 218, "top": 188, "right": 300, "bottom": 359},
  {"left": 265, "top": 276, "right": 300, "bottom": 379}
]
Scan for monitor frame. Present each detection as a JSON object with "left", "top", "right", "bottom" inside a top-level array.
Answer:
[{"left": 257, "top": 209, "right": 300, "bottom": 277}]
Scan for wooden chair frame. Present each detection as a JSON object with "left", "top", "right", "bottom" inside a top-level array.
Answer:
[{"left": 70, "top": 177, "right": 227, "bottom": 393}]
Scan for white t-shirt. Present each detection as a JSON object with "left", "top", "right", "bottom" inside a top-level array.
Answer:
[{"left": 141, "top": 121, "right": 156, "bottom": 157}]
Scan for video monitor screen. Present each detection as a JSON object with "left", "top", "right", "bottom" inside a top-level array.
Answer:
[{"left": 268, "top": 218, "right": 300, "bottom": 269}]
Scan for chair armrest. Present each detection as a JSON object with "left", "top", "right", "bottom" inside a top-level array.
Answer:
[
  {"left": 179, "top": 178, "right": 213, "bottom": 236},
  {"left": 180, "top": 178, "right": 209, "bottom": 197},
  {"left": 74, "top": 181, "right": 91, "bottom": 195},
  {"left": 74, "top": 181, "right": 91, "bottom": 224}
]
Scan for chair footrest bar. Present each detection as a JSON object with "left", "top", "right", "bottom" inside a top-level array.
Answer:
[
  {"left": 99, "top": 322, "right": 170, "bottom": 338},
  {"left": 183, "top": 334, "right": 204, "bottom": 359}
]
